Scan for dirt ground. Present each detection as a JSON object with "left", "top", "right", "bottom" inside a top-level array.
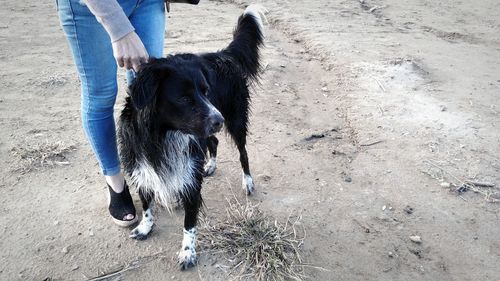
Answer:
[{"left": 1, "top": 0, "right": 499, "bottom": 280}]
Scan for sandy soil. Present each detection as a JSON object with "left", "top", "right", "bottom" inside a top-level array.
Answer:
[{"left": 1, "top": 0, "right": 499, "bottom": 280}]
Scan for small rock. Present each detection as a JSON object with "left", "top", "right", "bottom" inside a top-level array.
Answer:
[
  {"left": 344, "top": 176, "right": 352, "bottom": 183},
  {"left": 61, "top": 247, "right": 68, "bottom": 254},
  {"left": 440, "top": 182, "right": 451, "bottom": 188},
  {"left": 410, "top": 235, "right": 422, "bottom": 244},
  {"left": 409, "top": 248, "right": 423, "bottom": 258},
  {"left": 305, "top": 133, "right": 325, "bottom": 141},
  {"left": 88, "top": 230, "right": 94, "bottom": 237},
  {"left": 71, "top": 264, "right": 79, "bottom": 271},
  {"left": 257, "top": 174, "right": 272, "bottom": 182},
  {"left": 440, "top": 105, "right": 447, "bottom": 112},
  {"left": 456, "top": 185, "right": 468, "bottom": 193},
  {"left": 382, "top": 205, "right": 387, "bottom": 211},
  {"left": 321, "top": 87, "right": 328, "bottom": 92},
  {"left": 53, "top": 220, "right": 59, "bottom": 226},
  {"left": 388, "top": 251, "right": 394, "bottom": 258},
  {"left": 404, "top": 205, "right": 414, "bottom": 214},
  {"left": 275, "top": 100, "right": 280, "bottom": 104},
  {"left": 280, "top": 64, "right": 286, "bottom": 68},
  {"left": 388, "top": 206, "right": 393, "bottom": 211}
]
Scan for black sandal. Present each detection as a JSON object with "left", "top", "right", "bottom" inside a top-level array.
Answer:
[{"left": 107, "top": 182, "right": 137, "bottom": 227}]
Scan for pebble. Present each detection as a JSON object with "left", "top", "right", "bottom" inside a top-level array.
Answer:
[
  {"left": 440, "top": 182, "right": 451, "bottom": 188},
  {"left": 257, "top": 174, "right": 272, "bottom": 182},
  {"left": 61, "top": 247, "right": 68, "bottom": 254},
  {"left": 410, "top": 235, "right": 422, "bottom": 244},
  {"left": 404, "top": 205, "right": 414, "bottom": 214}
]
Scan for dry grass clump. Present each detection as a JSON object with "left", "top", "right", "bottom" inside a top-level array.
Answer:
[
  {"left": 10, "top": 140, "right": 76, "bottom": 173},
  {"left": 199, "top": 196, "right": 311, "bottom": 281}
]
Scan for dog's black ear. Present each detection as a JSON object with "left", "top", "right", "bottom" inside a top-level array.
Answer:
[{"left": 129, "top": 62, "right": 172, "bottom": 110}]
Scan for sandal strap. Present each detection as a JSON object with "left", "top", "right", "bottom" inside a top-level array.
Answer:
[{"left": 108, "top": 182, "right": 136, "bottom": 221}]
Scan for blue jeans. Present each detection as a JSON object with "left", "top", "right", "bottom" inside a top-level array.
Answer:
[{"left": 57, "top": 0, "right": 165, "bottom": 175}]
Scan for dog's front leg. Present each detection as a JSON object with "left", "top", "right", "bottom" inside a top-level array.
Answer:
[
  {"left": 178, "top": 187, "right": 202, "bottom": 270},
  {"left": 203, "top": 135, "right": 219, "bottom": 176},
  {"left": 130, "top": 189, "right": 154, "bottom": 240}
]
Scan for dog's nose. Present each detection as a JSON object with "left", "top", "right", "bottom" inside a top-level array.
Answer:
[{"left": 209, "top": 114, "right": 224, "bottom": 134}]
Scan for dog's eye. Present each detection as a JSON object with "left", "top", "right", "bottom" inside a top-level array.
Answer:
[
  {"left": 200, "top": 86, "right": 209, "bottom": 96},
  {"left": 178, "top": 96, "right": 193, "bottom": 104}
]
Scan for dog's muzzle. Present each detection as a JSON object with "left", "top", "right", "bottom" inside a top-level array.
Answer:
[{"left": 207, "top": 112, "right": 224, "bottom": 135}]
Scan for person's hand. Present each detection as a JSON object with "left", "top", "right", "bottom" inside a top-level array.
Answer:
[{"left": 112, "top": 31, "right": 149, "bottom": 72}]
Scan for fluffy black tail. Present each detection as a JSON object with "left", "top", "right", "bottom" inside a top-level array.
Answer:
[{"left": 225, "top": 5, "right": 266, "bottom": 82}]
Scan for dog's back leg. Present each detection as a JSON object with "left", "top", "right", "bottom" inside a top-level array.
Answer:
[
  {"left": 227, "top": 120, "right": 255, "bottom": 195},
  {"left": 203, "top": 135, "right": 219, "bottom": 176},
  {"left": 129, "top": 189, "right": 154, "bottom": 240},
  {"left": 178, "top": 187, "right": 202, "bottom": 270},
  {"left": 236, "top": 137, "right": 255, "bottom": 195}
]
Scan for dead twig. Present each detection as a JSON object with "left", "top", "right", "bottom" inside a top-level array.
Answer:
[
  {"left": 423, "top": 160, "right": 499, "bottom": 203},
  {"left": 84, "top": 250, "right": 168, "bottom": 281},
  {"left": 85, "top": 262, "right": 140, "bottom": 281},
  {"left": 360, "top": 140, "right": 384, "bottom": 147},
  {"left": 465, "top": 181, "right": 496, "bottom": 188},
  {"left": 352, "top": 218, "right": 372, "bottom": 233},
  {"left": 372, "top": 77, "right": 386, "bottom": 92}
]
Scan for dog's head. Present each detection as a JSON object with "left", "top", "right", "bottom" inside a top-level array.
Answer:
[{"left": 129, "top": 57, "right": 224, "bottom": 138}]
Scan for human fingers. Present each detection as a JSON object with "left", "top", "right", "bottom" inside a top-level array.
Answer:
[
  {"left": 115, "top": 55, "right": 125, "bottom": 68},
  {"left": 131, "top": 57, "right": 142, "bottom": 72},
  {"left": 123, "top": 56, "right": 133, "bottom": 70}
]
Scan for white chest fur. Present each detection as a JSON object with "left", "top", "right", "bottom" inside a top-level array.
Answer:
[{"left": 129, "top": 131, "right": 197, "bottom": 210}]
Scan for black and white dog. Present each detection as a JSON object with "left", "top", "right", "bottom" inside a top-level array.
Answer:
[{"left": 117, "top": 5, "right": 265, "bottom": 269}]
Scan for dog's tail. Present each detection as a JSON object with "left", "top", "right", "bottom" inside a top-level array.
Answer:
[{"left": 225, "top": 5, "right": 267, "bottom": 82}]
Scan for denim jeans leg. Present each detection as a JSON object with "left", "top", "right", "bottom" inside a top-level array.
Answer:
[
  {"left": 58, "top": 0, "right": 121, "bottom": 176},
  {"left": 126, "top": 0, "right": 166, "bottom": 85}
]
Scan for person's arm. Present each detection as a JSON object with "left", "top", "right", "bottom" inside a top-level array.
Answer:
[
  {"left": 84, "top": 0, "right": 148, "bottom": 71},
  {"left": 85, "top": 0, "right": 133, "bottom": 42}
]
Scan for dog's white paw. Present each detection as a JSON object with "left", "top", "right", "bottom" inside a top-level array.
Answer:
[
  {"left": 242, "top": 174, "right": 255, "bottom": 195},
  {"left": 129, "top": 208, "right": 154, "bottom": 240},
  {"left": 178, "top": 227, "right": 198, "bottom": 270},
  {"left": 203, "top": 157, "right": 217, "bottom": 176},
  {"left": 178, "top": 248, "right": 197, "bottom": 270}
]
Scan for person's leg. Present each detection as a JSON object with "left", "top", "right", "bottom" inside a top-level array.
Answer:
[
  {"left": 57, "top": 0, "right": 136, "bottom": 222},
  {"left": 126, "top": 0, "right": 166, "bottom": 85}
]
